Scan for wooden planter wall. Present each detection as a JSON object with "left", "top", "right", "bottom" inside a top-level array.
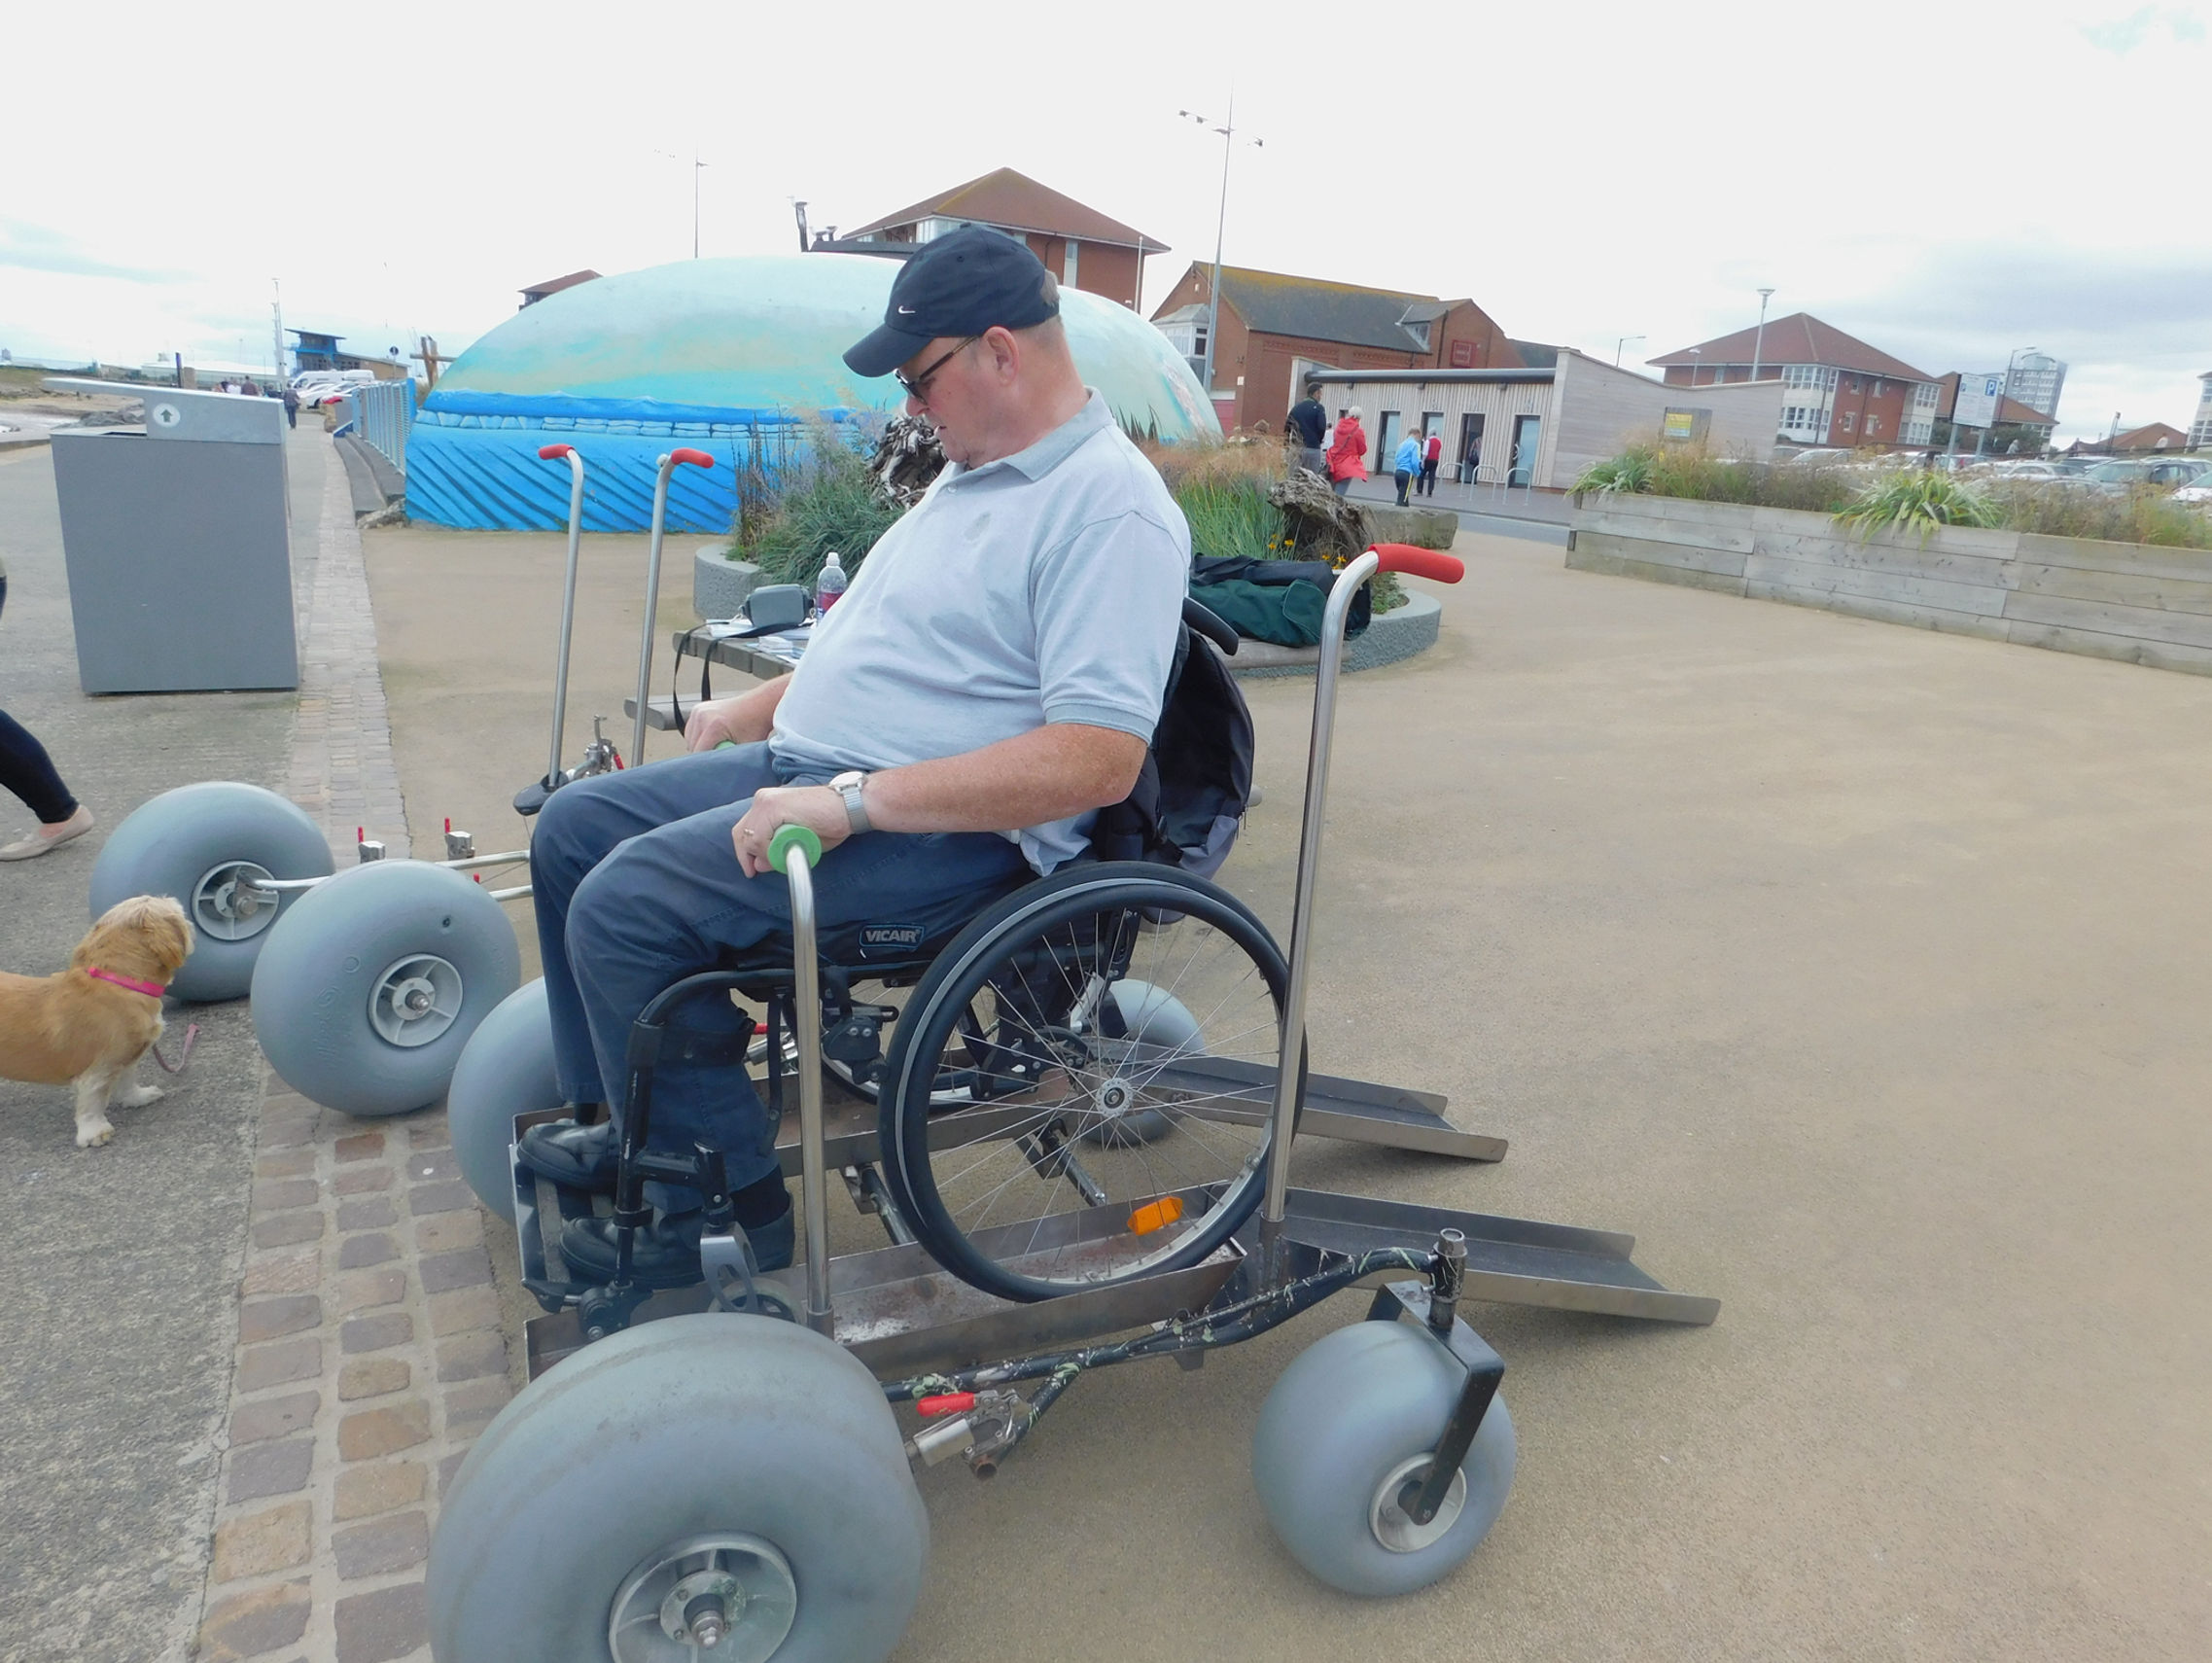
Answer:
[{"left": 1566, "top": 492, "right": 2212, "bottom": 676}]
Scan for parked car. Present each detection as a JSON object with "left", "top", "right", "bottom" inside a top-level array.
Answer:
[
  {"left": 2074, "top": 458, "right": 2210, "bottom": 495},
  {"left": 2171, "top": 473, "right": 2212, "bottom": 509}
]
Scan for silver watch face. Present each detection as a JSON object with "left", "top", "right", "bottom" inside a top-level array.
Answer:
[{"left": 829, "top": 770, "right": 865, "bottom": 791}]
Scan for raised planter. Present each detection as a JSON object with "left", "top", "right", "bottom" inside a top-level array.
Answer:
[
  {"left": 693, "top": 545, "right": 763, "bottom": 619},
  {"left": 1566, "top": 492, "right": 2212, "bottom": 677},
  {"left": 1227, "top": 593, "right": 1442, "bottom": 680}
]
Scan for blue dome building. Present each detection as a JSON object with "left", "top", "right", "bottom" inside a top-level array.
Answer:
[{"left": 405, "top": 254, "right": 1217, "bottom": 532}]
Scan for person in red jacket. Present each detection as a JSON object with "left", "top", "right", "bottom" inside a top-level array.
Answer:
[
  {"left": 1324, "top": 407, "right": 1368, "bottom": 499},
  {"left": 1420, "top": 429, "right": 1443, "bottom": 496}
]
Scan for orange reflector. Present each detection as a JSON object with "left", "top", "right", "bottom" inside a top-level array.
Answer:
[{"left": 1127, "top": 1196, "right": 1185, "bottom": 1236}]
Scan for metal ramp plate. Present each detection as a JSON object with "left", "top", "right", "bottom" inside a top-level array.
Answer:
[
  {"left": 1141, "top": 1053, "right": 1505, "bottom": 1162},
  {"left": 1272, "top": 1187, "right": 1718, "bottom": 1326}
]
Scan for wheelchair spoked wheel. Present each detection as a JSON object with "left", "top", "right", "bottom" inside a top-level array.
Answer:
[{"left": 882, "top": 862, "right": 1294, "bottom": 1303}]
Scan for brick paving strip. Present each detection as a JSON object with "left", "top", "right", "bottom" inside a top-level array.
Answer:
[{"left": 195, "top": 454, "right": 509, "bottom": 1663}]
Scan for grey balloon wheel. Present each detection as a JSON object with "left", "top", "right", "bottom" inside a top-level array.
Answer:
[
  {"left": 429, "top": 1314, "right": 928, "bottom": 1663},
  {"left": 1252, "top": 1319, "right": 1516, "bottom": 1597},
  {"left": 447, "top": 979, "right": 562, "bottom": 1222},
  {"left": 88, "top": 781, "right": 333, "bottom": 1003},
  {"left": 250, "top": 861, "right": 520, "bottom": 1117},
  {"left": 1079, "top": 978, "right": 1197, "bottom": 1149}
]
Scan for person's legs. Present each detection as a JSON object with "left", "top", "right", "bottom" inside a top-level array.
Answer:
[
  {"left": 530, "top": 744, "right": 785, "bottom": 1109},
  {"left": 1330, "top": 477, "right": 1352, "bottom": 498},
  {"left": 0, "top": 709, "right": 79, "bottom": 826},
  {"left": 566, "top": 804, "right": 1030, "bottom": 1213},
  {"left": 1394, "top": 469, "right": 1411, "bottom": 506}
]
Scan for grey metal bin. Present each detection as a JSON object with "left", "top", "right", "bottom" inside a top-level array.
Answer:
[{"left": 45, "top": 379, "right": 298, "bottom": 694}]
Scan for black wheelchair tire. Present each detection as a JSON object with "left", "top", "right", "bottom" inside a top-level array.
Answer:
[{"left": 879, "top": 862, "right": 1296, "bottom": 1303}]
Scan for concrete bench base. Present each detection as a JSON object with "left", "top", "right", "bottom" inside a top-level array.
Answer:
[{"left": 1227, "top": 594, "right": 1442, "bottom": 679}]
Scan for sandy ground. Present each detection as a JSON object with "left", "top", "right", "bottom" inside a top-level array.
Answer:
[{"left": 361, "top": 516, "right": 2212, "bottom": 1662}]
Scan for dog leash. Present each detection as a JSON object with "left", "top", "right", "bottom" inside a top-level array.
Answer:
[{"left": 87, "top": 966, "right": 200, "bottom": 1074}]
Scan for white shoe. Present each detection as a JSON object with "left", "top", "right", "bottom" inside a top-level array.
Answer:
[{"left": 0, "top": 803, "right": 95, "bottom": 861}]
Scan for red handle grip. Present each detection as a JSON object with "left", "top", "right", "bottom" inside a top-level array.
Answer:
[
  {"left": 538, "top": 442, "right": 575, "bottom": 460},
  {"left": 671, "top": 447, "right": 715, "bottom": 469},
  {"left": 916, "top": 1393, "right": 975, "bottom": 1418},
  {"left": 1369, "top": 544, "right": 1464, "bottom": 584}
]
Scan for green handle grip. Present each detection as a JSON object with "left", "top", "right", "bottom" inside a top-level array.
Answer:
[{"left": 768, "top": 823, "right": 823, "bottom": 873}]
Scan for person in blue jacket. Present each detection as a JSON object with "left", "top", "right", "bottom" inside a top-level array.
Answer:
[{"left": 1391, "top": 425, "right": 1422, "bottom": 506}]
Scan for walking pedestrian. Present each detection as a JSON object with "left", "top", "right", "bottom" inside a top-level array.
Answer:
[
  {"left": 1420, "top": 428, "right": 1443, "bottom": 497},
  {"left": 1391, "top": 424, "right": 1422, "bottom": 506},
  {"left": 281, "top": 384, "right": 299, "bottom": 429},
  {"left": 1286, "top": 384, "right": 1328, "bottom": 478},
  {"left": 1459, "top": 433, "right": 1482, "bottom": 484},
  {"left": 0, "top": 558, "right": 94, "bottom": 861},
  {"left": 1324, "top": 407, "right": 1368, "bottom": 499}
]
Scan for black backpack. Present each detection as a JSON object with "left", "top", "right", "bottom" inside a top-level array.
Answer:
[{"left": 1089, "top": 599, "right": 1254, "bottom": 878}]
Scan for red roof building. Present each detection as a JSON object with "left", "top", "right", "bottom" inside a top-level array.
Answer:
[
  {"left": 839, "top": 168, "right": 1167, "bottom": 310},
  {"left": 519, "top": 269, "right": 602, "bottom": 309},
  {"left": 2110, "top": 421, "right": 2191, "bottom": 452},
  {"left": 1651, "top": 312, "right": 1942, "bottom": 447},
  {"left": 1148, "top": 264, "right": 1519, "bottom": 434}
]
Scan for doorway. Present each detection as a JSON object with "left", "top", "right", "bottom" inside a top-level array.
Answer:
[
  {"left": 1509, "top": 414, "right": 1541, "bottom": 487},
  {"left": 1373, "top": 410, "right": 1400, "bottom": 474},
  {"left": 1457, "top": 412, "right": 1486, "bottom": 483}
]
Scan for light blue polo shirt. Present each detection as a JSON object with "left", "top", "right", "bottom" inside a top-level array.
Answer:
[{"left": 770, "top": 391, "right": 1190, "bottom": 872}]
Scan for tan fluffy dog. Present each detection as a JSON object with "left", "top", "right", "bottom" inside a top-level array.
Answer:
[{"left": 0, "top": 895, "right": 193, "bottom": 1147}]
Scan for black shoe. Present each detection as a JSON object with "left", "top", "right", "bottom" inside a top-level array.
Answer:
[
  {"left": 518, "top": 1115, "right": 618, "bottom": 1193},
  {"left": 560, "top": 1203, "right": 795, "bottom": 1290}
]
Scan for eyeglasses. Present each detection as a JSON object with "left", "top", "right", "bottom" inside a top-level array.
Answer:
[{"left": 895, "top": 336, "right": 979, "bottom": 403}]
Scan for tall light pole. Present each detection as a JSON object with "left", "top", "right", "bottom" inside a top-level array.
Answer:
[
  {"left": 270, "top": 277, "right": 284, "bottom": 381},
  {"left": 1180, "top": 101, "right": 1262, "bottom": 415},
  {"left": 1615, "top": 334, "right": 1644, "bottom": 369},
  {"left": 655, "top": 149, "right": 710, "bottom": 257},
  {"left": 1750, "top": 287, "right": 1775, "bottom": 381}
]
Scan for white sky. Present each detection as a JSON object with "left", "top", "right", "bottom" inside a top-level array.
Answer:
[{"left": 4, "top": 0, "right": 2206, "bottom": 443}]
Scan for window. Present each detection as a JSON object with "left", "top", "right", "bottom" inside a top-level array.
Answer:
[
  {"left": 1847, "top": 378, "right": 1861, "bottom": 394},
  {"left": 1192, "top": 323, "right": 1207, "bottom": 359},
  {"left": 1865, "top": 413, "right": 1880, "bottom": 437},
  {"left": 1063, "top": 241, "right": 1079, "bottom": 286},
  {"left": 1842, "top": 411, "right": 1857, "bottom": 432}
]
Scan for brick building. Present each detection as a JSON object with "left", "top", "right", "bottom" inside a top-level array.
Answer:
[
  {"left": 1651, "top": 313, "right": 1941, "bottom": 448},
  {"left": 1148, "top": 264, "right": 1519, "bottom": 435},
  {"left": 837, "top": 167, "right": 1167, "bottom": 311},
  {"left": 519, "top": 269, "right": 600, "bottom": 309}
]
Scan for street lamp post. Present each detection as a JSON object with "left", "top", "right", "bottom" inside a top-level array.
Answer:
[
  {"left": 1750, "top": 287, "right": 1775, "bottom": 381},
  {"left": 1615, "top": 334, "right": 1645, "bottom": 369},
  {"left": 1180, "top": 101, "right": 1262, "bottom": 421}
]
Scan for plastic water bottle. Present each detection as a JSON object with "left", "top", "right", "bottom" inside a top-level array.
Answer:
[{"left": 814, "top": 550, "right": 848, "bottom": 616}]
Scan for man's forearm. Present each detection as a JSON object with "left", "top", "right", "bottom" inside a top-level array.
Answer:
[{"left": 863, "top": 724, "right": 1145, "bottom": 834}]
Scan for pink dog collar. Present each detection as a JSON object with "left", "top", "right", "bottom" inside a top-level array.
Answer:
[{"left": 88, "top": 966, "right": 165, "bottom": 998}]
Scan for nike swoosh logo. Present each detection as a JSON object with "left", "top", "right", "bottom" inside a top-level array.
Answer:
[{"left": 896, "top": 304, "right": 916, "bottom": 315}]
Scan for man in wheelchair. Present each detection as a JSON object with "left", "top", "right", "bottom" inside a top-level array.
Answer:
[{"left": 522, "top": 227, "right": 1192, "bottom": 1289}]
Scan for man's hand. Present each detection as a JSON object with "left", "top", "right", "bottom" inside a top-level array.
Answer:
[
  {"left": 730, "top": 785, "right": 849, "bottom": 878},
  {"left": 685, "top": 696, "right": 755, "bottom": 753}
]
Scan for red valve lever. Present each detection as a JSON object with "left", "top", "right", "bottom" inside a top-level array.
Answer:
[
  {"left": 538, "top": 442, "right": 575, "bottom": 460},
  {"left": 916, "top": 1393, "right": 976, "bottom": 1418},
  {"left": 670, "top": 447, "right": 715, "bottom": 469},
  {"left": 1368, "top": 543, "right": 1464, "bottom": 584}
]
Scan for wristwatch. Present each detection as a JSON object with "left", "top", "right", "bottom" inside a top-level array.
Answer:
[{"left": 828, "top": 770, "right": 872, "bottom": 834}]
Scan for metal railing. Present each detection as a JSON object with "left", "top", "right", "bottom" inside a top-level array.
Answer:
[{"left": 354, "top": 378, "right": 415, "bottom": 475}]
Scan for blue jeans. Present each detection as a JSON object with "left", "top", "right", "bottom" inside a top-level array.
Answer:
[{"left": 531, "top": 742, "right": 1031, "bottom": 1210}]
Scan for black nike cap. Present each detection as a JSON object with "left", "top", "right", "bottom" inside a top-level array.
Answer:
[{"left": 843, "top": 225, "right": 1060, "bottom": 378}]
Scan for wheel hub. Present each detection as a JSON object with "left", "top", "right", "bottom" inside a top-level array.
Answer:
[
  {"left": 367, "top": 954, "right": 463, "bottom": 1047},
  {"left": 609, "top": 1533, "right": 795, "bottom": 1662},
  {"left": 1369, "top": 1455, "right": 1467, "bottom": 1553},
  {"left": 192, "top": 861, "right": 280, "bottom": 941}
]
